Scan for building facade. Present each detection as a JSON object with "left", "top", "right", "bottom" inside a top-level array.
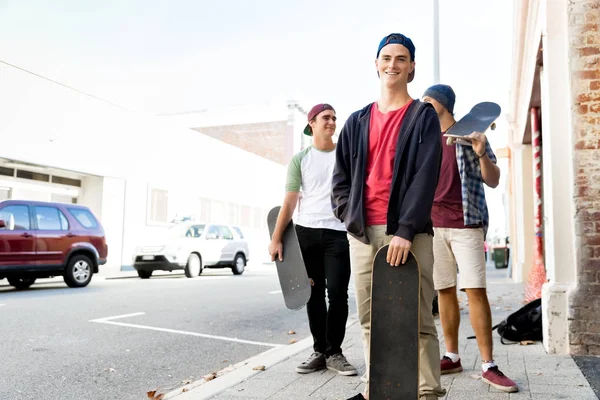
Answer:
[
  {"left": 508, "top": 0, "right": 600, "bottom": 355},
  {"left": 1, "top": 61, "right": 287, "bottom": 275}
]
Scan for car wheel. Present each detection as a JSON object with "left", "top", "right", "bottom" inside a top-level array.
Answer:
[
  {"left": 7, "top": 277, "right": 36, "bottom": 290},
  {"left": 137, "top": 270, "right": 153, "bottom": 279},
  {"left": 64, "top": 254, "right": 94, "bottom": 288},
  {"left": 185, "top": 253, "right": 202, "bottom": 278},
  {"left": 232, "top": 253, "right": 245, "bottom": 275}
]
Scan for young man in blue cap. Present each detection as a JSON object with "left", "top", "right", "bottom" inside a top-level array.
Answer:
[
  {"left": 422, "top": 84, "right": 518, "bottom": 393},
  {"left": 269, "top": 103, "right": 357, "bottom": 377},
  {"left": 332, "top": 33, "right": 445, "bottom": 400}
]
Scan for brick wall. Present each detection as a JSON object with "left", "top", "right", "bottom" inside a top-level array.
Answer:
[
  {"left": 568, "top": 0, "right": 600, "bottom": 356},
  {"left": 192, "top": 121, "right": 289, "bottom": 165}
]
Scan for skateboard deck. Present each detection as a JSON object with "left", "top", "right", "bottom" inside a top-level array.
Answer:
[
  {"left": 369, "top": 245, "right": 420, "bottom": 400},
  {"left": 267, "top": 206, "right": 311, "bottom": 310},
  {"left": 444, "top": 101, "right": 501, "bottom": 146}
]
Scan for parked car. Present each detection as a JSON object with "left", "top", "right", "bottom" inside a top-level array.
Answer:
[
  {"left": 0, "top": 200, "right": 108, "bottom": 290},
  {"left": 132, "top": 222, "right": 249, "bottom": 278}
]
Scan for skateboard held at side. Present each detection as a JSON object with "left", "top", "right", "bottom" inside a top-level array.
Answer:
[
  {"left": 267, "top": 206, "right": 311, "bottom": 310},
  {"left": 444, "top": 101, "right": 501, "bottom": 146},
  {"left": 369, "top": 245, "right": 421, "bottom": 400}
]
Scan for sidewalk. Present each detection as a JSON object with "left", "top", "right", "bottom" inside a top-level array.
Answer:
[{"left": 171, "top": 266, "right": 599, "bottom": 400}]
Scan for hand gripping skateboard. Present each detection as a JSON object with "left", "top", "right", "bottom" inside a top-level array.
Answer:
[
  {"left": 444, "top": 101, "right": 501, "bottom": 146},
  {"left": 369, "top": 245, "right": 420, "bottom": 400},
  {"left": 267, "top": 206, "right": 312, "bottom": 310}
]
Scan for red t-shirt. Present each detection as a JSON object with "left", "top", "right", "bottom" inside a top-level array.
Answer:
[
  {"left": 430, "top": 131, "right": 465, "bottom": 228},
  {"left": 364, "top": 101, "right": 413, "bottom": 225}
]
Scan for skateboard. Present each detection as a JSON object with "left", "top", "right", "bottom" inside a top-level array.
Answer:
[
  {"left": 266, "top": 206, "right": 312, "bottom": 311},
  {"left": 369, "top": 245, "right": 420, "bottom": 400},
  {"left": 444, "top": 101, "right": 501, "bottom": 146}
]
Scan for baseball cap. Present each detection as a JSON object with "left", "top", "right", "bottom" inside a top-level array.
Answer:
[
  {"left": 303, "top": 103, "right": 336, "bottom": 136},
  {"left": 376, "top": 33, "right": 416, "bottom": 83}
]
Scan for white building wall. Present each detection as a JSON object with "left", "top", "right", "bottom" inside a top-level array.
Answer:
[{"left": 1, "top": 60, "right": 286, "bottom": 273}]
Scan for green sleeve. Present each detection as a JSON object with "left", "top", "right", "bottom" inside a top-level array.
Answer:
[{"left": 285, "top": 149, "right": 308, "bottom": 192}]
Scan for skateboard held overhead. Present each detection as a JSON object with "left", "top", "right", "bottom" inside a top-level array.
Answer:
[{"left": 444, "top": 101, "right": 501, "bottom": 146}]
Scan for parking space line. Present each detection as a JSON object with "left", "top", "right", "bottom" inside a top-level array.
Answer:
[
  {"left": 269, "top": 290, "right": 282, "bottom": 294},
  {"left": 90, "top": 312, "right": 145, "bottom": 322},
  {"left": 90, "top": 313, "right": 283, "bottom": 348}
]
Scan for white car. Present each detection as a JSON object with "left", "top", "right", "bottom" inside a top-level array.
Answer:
[{"left": 132, "top": 223, "right": 249, "bottom": 279}]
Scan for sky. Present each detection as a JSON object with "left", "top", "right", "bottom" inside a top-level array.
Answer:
[{"left": 0, "top": 0, "right": 514, "bottom": 237}]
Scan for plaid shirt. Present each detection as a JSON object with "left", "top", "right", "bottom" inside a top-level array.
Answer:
[{"left": 455, "top": 140, "right": 497, "bottom": 238}]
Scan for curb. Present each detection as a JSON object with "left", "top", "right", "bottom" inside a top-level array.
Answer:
[{"left": 164, "top": 318, "right": 358, "bottom": 400}]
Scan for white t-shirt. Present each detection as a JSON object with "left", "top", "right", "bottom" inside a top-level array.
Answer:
[{"left": 285, "top": 146, "right": 346, "bottom": 231}]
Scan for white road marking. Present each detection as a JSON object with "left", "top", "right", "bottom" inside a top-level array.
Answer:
[
  {"left": 90, "top": 312, "right": 282, "bottom": 348},
  {"left": 269, "top": 290, "right": 282, "bottom": 294},
  {"left": 90, "top": 312, "right": 146, "bottom": 322}
]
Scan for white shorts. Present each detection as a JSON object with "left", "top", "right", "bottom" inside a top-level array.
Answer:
[{"left": 433, "top": 227, "right": 486, "bottom": 291}]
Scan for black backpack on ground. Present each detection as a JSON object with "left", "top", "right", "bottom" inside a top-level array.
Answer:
[{"left": 467, "top": 298, "right": 543, "bottom": 344}]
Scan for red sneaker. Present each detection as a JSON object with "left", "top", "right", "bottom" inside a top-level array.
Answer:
[
  {"left": 440, "top": 356, "right": 463, "bottom": 375},
  {"left": 482, "top": 366, "right": 519, "bottom": 392}
]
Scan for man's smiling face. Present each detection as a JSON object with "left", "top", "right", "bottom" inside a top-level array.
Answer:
[{"left": 375, "top": 44, "right": 415, "bottom": 87}]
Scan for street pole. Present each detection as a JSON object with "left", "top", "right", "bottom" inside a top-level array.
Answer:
[{"left": 433, "top": 0, "right": 440, "bottom": 84}]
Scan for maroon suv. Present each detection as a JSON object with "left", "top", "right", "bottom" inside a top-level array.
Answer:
[{"left": 0, "top": 200, "right": 108, "bottom": 290}]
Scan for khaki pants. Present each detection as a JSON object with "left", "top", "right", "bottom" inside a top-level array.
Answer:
[{"left": 348, "top": 226, "right": 445, "bottom": 399}]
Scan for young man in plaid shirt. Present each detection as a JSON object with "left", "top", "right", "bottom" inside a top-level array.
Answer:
[{"left": 422, "top": 84, "right": 518, "bottom": 393}]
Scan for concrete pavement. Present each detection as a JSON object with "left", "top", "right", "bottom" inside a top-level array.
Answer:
[{"left": 169, "top": 266, "right": 599, "bottom": 400}]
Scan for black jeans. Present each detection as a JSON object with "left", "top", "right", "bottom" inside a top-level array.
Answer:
[{"left": 295, "top": 225, "right": 351, "bottom": 357}]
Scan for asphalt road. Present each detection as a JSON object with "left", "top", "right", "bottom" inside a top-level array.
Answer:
[{"left": 0, "top": 265, "right": 357, "bottom": 400}]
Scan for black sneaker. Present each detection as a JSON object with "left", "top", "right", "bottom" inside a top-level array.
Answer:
[
  {"left": 295, "top": 351, "right": 325, "bottom": 373},
  {"left": 346, "top": 394, "right": 365, "bottom": 400}
]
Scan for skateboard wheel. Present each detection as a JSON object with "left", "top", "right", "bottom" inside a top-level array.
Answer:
[
  {"left": 446, "top": 137, "right": 454, "bottom": 146},
  {"left": 491, "top": 122, "right": 496, "bottom": 130}
]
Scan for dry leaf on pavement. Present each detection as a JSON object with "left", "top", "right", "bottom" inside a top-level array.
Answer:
[
  {"left": 289, "top": 338, "right": 297, "bottom": 344},
  {"left": 204, "top": 372, "right": 217, "bottom": 381},
  {"left": 520, "top": 340, "right": 535, "bottom": 346},
  {"left": 252, "top": 365, "right": 266, "bottom": 371},
  {"left": 288, "top": 330, "right": 296, "bottom": 335}
]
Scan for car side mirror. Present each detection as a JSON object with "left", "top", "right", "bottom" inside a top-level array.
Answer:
[{"left": 0, "top": 219, "right": 5, "bottom": 229}]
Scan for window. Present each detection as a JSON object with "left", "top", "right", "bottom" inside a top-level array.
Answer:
[
  {"left": 35, "top": 206, "right": 69, "bottom": 231},
  {"left": 227, "top": 203, "right": 239, "bottom": 225},
  {"left": 240, "top": 205, "right": 251, "bottom": 227},
  {"left": 0, "top": 167, "right": 14, "bottom": 177},
  {"left": 0, "top": 187, "right": 11, "bottom": 201},
  {"left": 211, "top": 200, "right": 226, "bottom": 222},
  {"left": 68, "top": 208, "right": 98, "bottom": 229},
  {"left": 205, "top": 225, "right": 220, "bottom": 239},
  {"left": 51, "top": 193, "right": 77, "bottom": 204},
  {"left": 16, "top": 170, "right": 50, "bottom": 182},
  {"left": 232, "top": 226, "right": 244, "bottom": 239},
  {"left": 218, "top": 225, "right": 234, "bottom": 240},
  {"left": 185, "top": 224, "right": 205, "bottom": 238},
  {"left": 0, "top": 205, "right": 30, "bottom": 230},
  {"left": 198, "top": 197, "right": 211, "bottom": 222},
  {"left": 149, "top": 188, "right": 169, "bottom": 224},
  {"left": 51, "top": 175, "right": 81, "bottom": 187}
]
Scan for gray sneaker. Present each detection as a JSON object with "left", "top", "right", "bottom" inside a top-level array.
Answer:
[
  {"left": 296, "top": 351, "right": 326, "bottom": 374},
  {"left": 326, "top": 353, "right": 358, "bottom": 376}
]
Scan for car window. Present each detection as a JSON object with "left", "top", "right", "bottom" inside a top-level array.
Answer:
[
  {"left": 35, "top": 206, "right": 69, "bottom": 231},
  {"left": 68, "top": 208, "right": 98, "bottom": 229},
  {"left": 232, "top": 226, "right": 244, "bottom": 239},
  {"left": 218, "top": 225, "right": 233, "bottom": 240},
  {"left": 205, "top": 225, "right": 220, "bottom": 239},
  {"left": 185, "top": 224, "right": 205, "bottom": 238},
  {"left": 0, "top": 205, "right": 30, "bottom": 230}
]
